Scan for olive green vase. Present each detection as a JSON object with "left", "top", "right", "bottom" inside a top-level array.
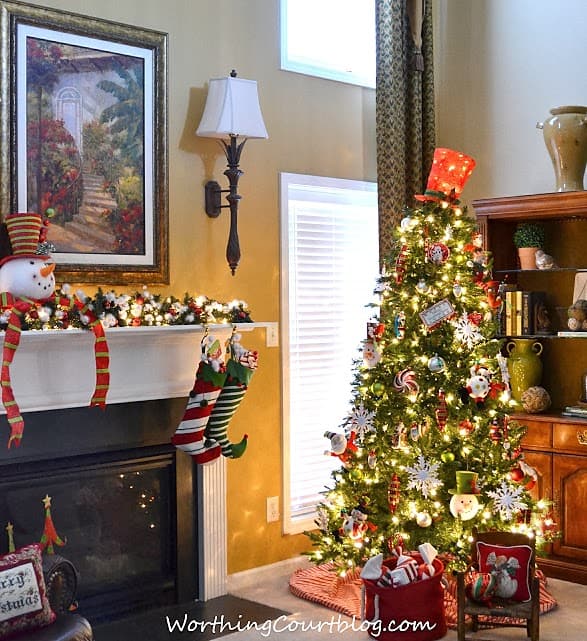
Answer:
[{"left": 506, "top": 339, "right": 543, "bottom": 401}]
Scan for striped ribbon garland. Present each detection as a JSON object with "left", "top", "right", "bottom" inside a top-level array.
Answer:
[{"left": 0, "top": 293, "right": 110, "bottom": 447}]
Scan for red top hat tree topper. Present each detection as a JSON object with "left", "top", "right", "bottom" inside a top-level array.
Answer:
[{"left": 415, "top": 148, "right": 476, "bottom": 203}]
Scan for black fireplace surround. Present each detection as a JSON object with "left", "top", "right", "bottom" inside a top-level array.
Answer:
[{"left": 0, "top": 398, "right": 196, "bottom": 623}]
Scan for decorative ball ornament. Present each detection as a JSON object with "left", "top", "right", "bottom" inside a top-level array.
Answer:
[
  {"left": 370, "top": 381, "right": 386, "bottom": 397},
  {"left": 509, "top": 467, "right": 525, "bottom": 483},
  {"left": 521, "top": 386, "right": 551, "bottom": 413},
  {"left": 426, "top": 242, "right": 450, "bottom": 265},
  {"left": 416, "top": 511, "right": 432, "bottom": 527},
  {"left": 453, "top": 280, "right": 463, "bottom": 298},
  {"left": 441, "top": 451, "right": 455, "bottom": 463},
  {"left": 466, "top": 372, "right": 490, "bottom": 402},
  {"left": 466, "top": 571, "right": 497, "bottom": 604},
  {"left": 449, "top": 494, "right": 480, "bottom": 520},
  {"left": 427, "top": 354, "right": 446, "bottom": 373},
  {"left": 416, "top": 279, "right": 429, "bottom": 293},
  {"left": 400, "top": 216, "right": 417, "bottom": 232},
  {"left": 349, "top": 468, "right": 362, "bottom": 481}
]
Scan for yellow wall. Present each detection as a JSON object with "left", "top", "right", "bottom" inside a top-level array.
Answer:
[
  {"left": 25, "top": 0, "right": 376, "bottom": 573},
  {"left": 434, "top": 0, "right": 587, "bottom": 203}
]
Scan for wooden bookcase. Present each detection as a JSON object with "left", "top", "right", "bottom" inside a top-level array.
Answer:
[{"left": 474, "top": 191, "right": 587, "bottom": 584}]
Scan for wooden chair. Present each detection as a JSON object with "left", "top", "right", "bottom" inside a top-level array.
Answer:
[{"left": 455, "top": 529, "right": 540, "bottom": 641}]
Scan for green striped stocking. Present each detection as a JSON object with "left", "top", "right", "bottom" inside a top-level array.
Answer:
[{"left": 202, "top": 343, "right": 258, "bottom": 460}]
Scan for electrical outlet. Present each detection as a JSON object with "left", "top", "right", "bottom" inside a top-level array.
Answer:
[{"left": 266, "top": 496, "right": 280, "bottom": 522}]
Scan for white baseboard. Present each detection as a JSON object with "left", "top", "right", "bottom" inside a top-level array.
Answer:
[{"left": 227, "top": 555, "right": 311, "bottom": 592}]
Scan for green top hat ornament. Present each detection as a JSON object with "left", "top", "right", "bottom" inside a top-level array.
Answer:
[{"left": 448, "top": 470, "right": 480, "bottom": 495}]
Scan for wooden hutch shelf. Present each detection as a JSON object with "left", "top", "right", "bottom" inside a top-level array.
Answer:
[{"left": 474, "top": 192, "right": 587, "bottom": 584}]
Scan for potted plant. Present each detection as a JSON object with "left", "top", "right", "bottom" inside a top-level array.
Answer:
[{"left": 513, "top": 223, "right": 546, "bottom": 269}]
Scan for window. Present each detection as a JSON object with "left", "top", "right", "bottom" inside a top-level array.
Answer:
[
  {"left": 280, "top": 0, "right": 376, "bottom": 88},
  {"left": 280, "top": 172, "right": 379, "bottom": 534}
]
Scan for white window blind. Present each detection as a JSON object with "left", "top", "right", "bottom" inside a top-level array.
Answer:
[
  {"left": 280, "top": 173, "right": 378, "bottom": 534},
  {"left": 280, "top": 0, "right": 376, "bottom": 88}
]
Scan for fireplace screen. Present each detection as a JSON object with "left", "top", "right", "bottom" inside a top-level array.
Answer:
[{"left": 0, "top": 452, "right": 176, "bottom": 613}]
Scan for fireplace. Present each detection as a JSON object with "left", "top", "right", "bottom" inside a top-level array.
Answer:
[
  {"left": 0, "top": 324, "right": 267, "bottom": 621},
  {"left": 0, "top": 399, "right": 197, "bottom": 621}
]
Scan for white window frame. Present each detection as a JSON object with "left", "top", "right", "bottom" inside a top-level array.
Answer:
[
  {"left": 280, "top": 172, "right": 379, "bottom": 535},
  {"left": 280, "top": 0, "right": 376, "bottom": 89}
]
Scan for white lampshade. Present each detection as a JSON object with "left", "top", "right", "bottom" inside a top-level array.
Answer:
[{"left": 196, "top": 75, "right": 268, "bottom": 139}]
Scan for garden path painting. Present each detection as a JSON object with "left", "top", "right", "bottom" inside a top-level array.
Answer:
[{"left": 26, "top": 36, "right": 146, "bottom": 256}]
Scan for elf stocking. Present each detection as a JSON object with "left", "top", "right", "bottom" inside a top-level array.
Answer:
[
  {"left": 195, "top": 334, "right": 258, "bottom": 462},
  {"left": 172, "top": 336, "right": 227, "bottom": 464}
]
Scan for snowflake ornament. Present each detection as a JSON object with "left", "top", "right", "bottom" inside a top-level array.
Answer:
[
  {"left": 405, "top": 455, "right": 443, "bottom": 498},
  {"left": 452, "top": 311, "right": 484, "bottom": 348},
  {"left": 349, "top": 403, "right": 376, "bottom": 440},
  {"left": 487, "top": 481, "right": 528, "bottom": 520}
]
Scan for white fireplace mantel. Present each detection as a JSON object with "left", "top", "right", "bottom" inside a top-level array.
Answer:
[
  {"left": 0, "top": 322, "right": 277, "bottom": 415},
  {"left": 0, "top": 321, "right": 277, "bottom": 602}
]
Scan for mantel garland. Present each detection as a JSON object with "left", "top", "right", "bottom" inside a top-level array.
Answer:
[{"left": 0, "top": 285, "right": 253, "bottom": 332}]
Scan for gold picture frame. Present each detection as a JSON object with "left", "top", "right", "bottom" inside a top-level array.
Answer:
[{"left": 0, "top": 0, "right": 169, "bottom": 284}]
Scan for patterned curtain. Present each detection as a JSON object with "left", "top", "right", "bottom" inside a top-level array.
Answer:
[{"left": 376, "top": 0, "right": 436, "bottom": 259}]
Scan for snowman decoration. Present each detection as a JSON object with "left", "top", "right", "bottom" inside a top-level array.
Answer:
[
  {"left": 449, "top": 470, "right": 481, "bottom": 521},
  {"left": 0, "top": 213, "right": 109, "bottom": 447}
]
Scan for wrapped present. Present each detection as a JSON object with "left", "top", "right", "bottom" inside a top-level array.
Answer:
[
  {"left": 377, "top": 554, "right": 419, "bottom": 588},
  {"left": 417, "top": 542, "right": 438, "bottom": 580}
]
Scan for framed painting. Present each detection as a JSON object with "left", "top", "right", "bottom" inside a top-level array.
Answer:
[{"left": 0, "top": 1, "right": 169, "bottom": 284}]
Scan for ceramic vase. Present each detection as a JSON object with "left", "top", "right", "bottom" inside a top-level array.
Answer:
[
  {"left": 506, "top": 339, "right": 543, "bottom": 401},
  {"left": 537, "top": 106, "right": 587, "bottom": 192}
]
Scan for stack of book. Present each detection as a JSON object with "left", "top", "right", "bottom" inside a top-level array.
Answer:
[
  {"left": 562, "top": 405, "right": 587, "bottom": 419},
  {"left": 498, "top": 288, "right": 548, "bottom": 336}
]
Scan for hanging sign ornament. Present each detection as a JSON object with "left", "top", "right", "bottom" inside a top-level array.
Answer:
[{"left": 419, "top": 298, "right": 456, "bottom": 330}]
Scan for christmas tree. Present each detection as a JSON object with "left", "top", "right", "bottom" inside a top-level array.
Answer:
[
  {"left": 308, "top": 149, "right": 555, "bottom": 573},
  {"left": 39, "top": 495, "right": 66, "bottom": 555}
]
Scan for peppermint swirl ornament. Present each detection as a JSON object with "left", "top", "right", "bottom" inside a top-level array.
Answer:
[{"left": 392, "top": 368, "right": 419, "bottom": 395}]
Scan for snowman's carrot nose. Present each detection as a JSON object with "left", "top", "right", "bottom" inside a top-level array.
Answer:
[{"left": 40, "top": 263, "right": 55, "bottom": 278}]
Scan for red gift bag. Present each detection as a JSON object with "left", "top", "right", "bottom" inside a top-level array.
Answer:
[{"left": 361, "top": 554, "right": 447, "bottom": 641}]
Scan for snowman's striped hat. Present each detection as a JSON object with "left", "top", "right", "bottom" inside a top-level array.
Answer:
[{"left": 0, "top": 212, "right": 50, "bottom": 266}]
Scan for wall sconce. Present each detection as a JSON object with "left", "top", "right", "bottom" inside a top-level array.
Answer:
[{"left": 196, "top": 70, "right": 268, "bottom": 275}]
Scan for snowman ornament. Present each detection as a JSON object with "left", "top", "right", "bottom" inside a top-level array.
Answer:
[{"left": 0, "top": 213, "right": 109, "bottom": 448}]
